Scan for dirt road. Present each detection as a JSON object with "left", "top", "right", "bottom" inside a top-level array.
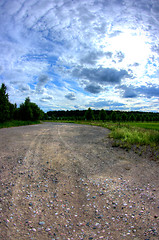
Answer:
[{"left": 0, "top": 123, "right": 159, "bottom": 240}]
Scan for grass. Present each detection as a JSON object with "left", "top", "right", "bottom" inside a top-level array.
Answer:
[
  {"left": 0, "top": 120, "right": 41, "bottom": 129},
  {"left": 109, "top": 126, "right": 159, "bottom": 147}
]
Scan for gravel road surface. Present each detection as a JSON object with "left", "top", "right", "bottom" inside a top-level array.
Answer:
[{"left": 0, "top": 123, "right": 159, "bottom": 240}]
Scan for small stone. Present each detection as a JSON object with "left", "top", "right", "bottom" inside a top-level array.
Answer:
[
  {"left": 46, "top": 227, "right": 51, "bottom": 232},
  {"left": 54, "top": 193, "right": 57, "bottom": 198},
  {"left": 39, "top": 221, "right": 45, "bottom": 225},
  {"left": 95, "top": 223, "right": 100, "bottom": 226}
]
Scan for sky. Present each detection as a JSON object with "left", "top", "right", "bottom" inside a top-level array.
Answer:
[{"left": 0, "top": 0, "right": 159, "bottom": 112}]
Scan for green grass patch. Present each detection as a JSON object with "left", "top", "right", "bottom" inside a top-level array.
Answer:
[
  {"left": 124, "top": 122, "right": 159, "bottom": 131},
  {"left": 0, "top": 120, "right": 41, "bottom": 129}
]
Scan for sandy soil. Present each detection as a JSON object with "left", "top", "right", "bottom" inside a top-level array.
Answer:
[{"left": 0, "top": 122, "right": 159, "bottom": 240}]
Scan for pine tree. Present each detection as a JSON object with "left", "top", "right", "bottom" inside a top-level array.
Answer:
[
  {"left": 111, "top": 111, "right": 117, "bottom": 122},
  {"left": 0, "top": 83, "right": 10, "bottom": 122},
  {"left": 85, "top": 108, "right": 94, "bottom": 121},
  {"left": 99, "top": 109, "right": 107, "bottom": 121},
  {"left": 129, "top": 114, "right": 136, "bottom": 122}
]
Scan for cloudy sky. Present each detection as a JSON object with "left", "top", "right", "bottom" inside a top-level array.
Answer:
[{"left": 0, "top": 0, "right": 159, "bottom": 112}]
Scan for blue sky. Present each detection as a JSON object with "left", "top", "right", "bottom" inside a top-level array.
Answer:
[{"left": 0, "top": 0, "right": 159, "bottom": 112}]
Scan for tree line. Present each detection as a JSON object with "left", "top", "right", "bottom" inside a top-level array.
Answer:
[
  {"left": 0, "top": 83, "right": 44, "bottom": 123},
  {"left": 47, "top": 107, "right": 159, "bottom": 122}
]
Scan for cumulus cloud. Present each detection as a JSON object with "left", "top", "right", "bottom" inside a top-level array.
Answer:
[
  {"left": 40, "top": 96, "right": 53, "bottom": 102},
  {"left": 36, "top": 75, "right": 49, "bottom": 92},
  {"left": 84, "top": 84, "right": 103, "bottom": 94},
  {"left": 65, "top": 93, "right": 76, "bottom": 100},
  {"left": 18, "top": 84, "right": 30, "bottom": 92},
  {"left": 123, "top": 90, "right": 137, "bottom": 98},
  {"left": 86, "top": 100, "right": 125, "bottom": 109},
  {"left": 105, "top": 52, "right": 113, "bottom": 59},
  {"left": 138, "top": 85, "right": 159, "bottom": 98},
  {"left": 119, "top": 84, "right": 159, "bottom": 98},
  {"left": 80, "top": 51, "right": 105, "bottom": 65},
  {"left": 115, "top": 51, "right": 125, "bottom": 62},
  {"left": 72, "top": 67, "right": 129, "bottom": 85},
  {"left": 119, "top": 85, "right": 138, "bottom": 98},
  {"left": 38, "top": 75, "right": 49, "bottom": 85},
  {"left": 109, "top": 30, "right": 123, "bottom": 38}
]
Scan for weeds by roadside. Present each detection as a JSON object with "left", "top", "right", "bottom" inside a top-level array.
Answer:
[
  {"left": 109, "top": 125, "right": 159, "bottom": 147},
  {"left": 109, "top": 126, "right": 159, "bottom": 161},
  {"left": 0, "top": 120, "right": 41, "bottom": 128}
]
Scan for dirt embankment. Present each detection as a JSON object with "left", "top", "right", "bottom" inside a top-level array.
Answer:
[{"left": 0, "top": 123, "right": 159, "bottom": 240}]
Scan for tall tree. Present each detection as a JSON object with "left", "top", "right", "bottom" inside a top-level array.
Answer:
[
  {"left": 19, "top": 97, "right": 44, "bottom": 121},
  {"left": 19, "top": 97, "right": 33, "bottom": 121},
  {"left": 99, "top": 109, "right": 107, "bottom": 121},
  {"left": 85, "top": 107, "right": 95, "bottom": 121},
  {"left": 0, "top": 83, "right": 10, "bottom": 122},
  {"left": 111, "top": 111, "right": 117, "bottom": 122},
  {"left": 129, "top": 114, "right": 136, "bottom": 122}
]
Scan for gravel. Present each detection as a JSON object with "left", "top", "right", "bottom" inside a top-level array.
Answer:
[{"left": 0, "top": 123, "right": 159, "bottom": 239}]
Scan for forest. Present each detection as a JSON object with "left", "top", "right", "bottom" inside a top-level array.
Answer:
[
  {"left": 0, "top": 83, "right": 159, "bottom": 123},
  {"left": 0, "top": 83, "right": 45, "bottom": 123},
  {"left": 47, "top": 108, "right": 159, "bottom": 122}
]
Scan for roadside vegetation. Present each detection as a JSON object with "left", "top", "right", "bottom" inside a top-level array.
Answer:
[{"left": 0, "top": 120, "right": 41, "bottom": 128}]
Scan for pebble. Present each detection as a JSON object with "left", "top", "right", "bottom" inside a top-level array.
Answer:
[
  {"left": 45, "top": 227, "right": 51, "bottom": 232},
  {"left": 39, "top": 221, "right": 45, "bottom": 225}
]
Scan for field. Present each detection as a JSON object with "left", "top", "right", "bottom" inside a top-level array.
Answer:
[{"left": 124, "top": 122, "right": 159, "bottom": 131}]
